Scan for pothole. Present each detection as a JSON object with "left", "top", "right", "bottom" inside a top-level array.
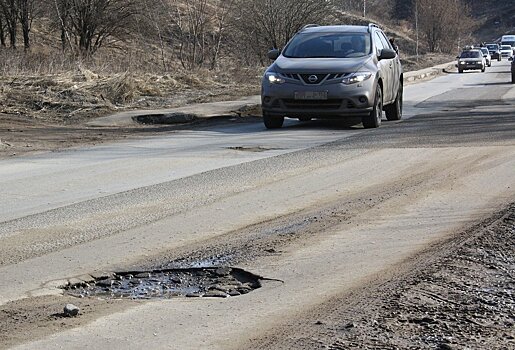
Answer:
[
  {"left": 227, "top": 146, "right": 277, "bottom": 152},
  {"left": 64, "top": 267, "right": 262, "bottom": 300},
  {"left": 134, "top": 113, "right": 198, "bottom": 124}
]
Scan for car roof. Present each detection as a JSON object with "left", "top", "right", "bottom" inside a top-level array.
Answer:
[{"left": 300, "top": 25, "right": 371, "bottom": 34}]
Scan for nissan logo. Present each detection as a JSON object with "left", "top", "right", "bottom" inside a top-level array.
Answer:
[{"left": 308, "top": 75, "right": 318, "bottom": 83}]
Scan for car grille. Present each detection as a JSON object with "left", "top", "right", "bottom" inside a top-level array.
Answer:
[
  {"left": 282, "top": 99, "right": 349, "bottom": 110},
  {"left": 280, "top": 73, "right": 346, "bottom": 85},
  {"left": 299, "top": 74, "right": 328, "bottom": 84}
]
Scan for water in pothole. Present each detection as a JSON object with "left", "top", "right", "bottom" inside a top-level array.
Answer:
[{"left": 65, "top": 267, "right": 262, "bottom": 300}]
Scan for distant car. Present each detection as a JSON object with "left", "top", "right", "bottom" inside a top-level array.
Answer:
[
  {"left": 480, "top": 48, "right": 492, "bottom": 67},
  {"left": 500, "top": 45, "right": 514, "bottom": 59},
  {"left": 457, "top": 49, "right": 486, "bottom": 73},
  {"left": 486, "top": 43, "right": 501, "bottom": 61}
]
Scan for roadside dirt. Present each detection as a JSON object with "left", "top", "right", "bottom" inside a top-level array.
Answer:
[{"left": 245, "top": 204, "right": 515, "bottom": 350}]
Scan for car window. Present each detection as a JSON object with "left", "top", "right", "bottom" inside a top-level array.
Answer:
[
  {"left": 379, "top": 32, "right": 394, "bottom": 51},
  {"left": 282, "top": 32, "right": 371, "bottom": 58},
  {"left": 374, "top": 32, "right": 385, "bottom": 55},
  {"left": 460, "top": 51, "right": 481, "bottom": 58},
  {"left": 501, "top": 45, "right": 511, "bottom": 50},
  {"left": 481, "top": 48, "right": 488, "bottom": 54}
]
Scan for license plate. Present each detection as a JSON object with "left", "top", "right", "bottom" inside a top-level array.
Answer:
[{"left": 294, "top": 91, "right": 328, "bottom": 100}]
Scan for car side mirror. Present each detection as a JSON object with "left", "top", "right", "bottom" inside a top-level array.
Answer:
[
  {"left": 268, "top": 49, "right": 281, "bottom": 60},
  {"left": 378, "top": 48, "right": 396, "bottom": 60},
  {"left": 456, "top": 56, "right": 460, "bottom": 59}
]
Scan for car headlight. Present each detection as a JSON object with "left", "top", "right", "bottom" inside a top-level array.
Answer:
[
  {"left": 476, "top": 61, "right": 483, "bottom": 64},
  {"left": 265, "top": 72, "right": 285, "bottom": 85},
  {"left": 459, "top": 61, "right": 466, "bottom": 64},
  {"left": 342, "top": 72, "right": 373, "bottom": 85}
]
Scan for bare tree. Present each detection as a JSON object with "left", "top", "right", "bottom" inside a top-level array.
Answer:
[
  {"left": 55, "top": 0, "right": 141, "bottom": 56},
  {"left": 0, "top": 0, "right": 17, "bottom": 48},
  {"left": 0, "top": 9, "right": 6, "bottom": 47},
  {"left": 232, "top": 0, "right": 331, "bottom": 64},
  {"left": 16, "top": 0, "right": 38, "bottom": 49},
  {"left": 416, "top": 0, "right": 472, "bottom": 53}
]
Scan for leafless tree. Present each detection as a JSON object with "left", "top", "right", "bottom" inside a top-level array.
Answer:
[
  {"left": 0, "top": 10, "right": 6, "bottom": 47},
  {"left": 164, "top": 0, "right": 234, "bottom": 70},
  {"left": 415, "top": 0, "right": 472, "bottom": 53},
  {"left": 16, "top": 0, "right": 38, "bottom": 49},
  {"left": 232, "top": 0, "right": 331, "bottom": 64},
  {"left": 0, "top": 0, "right": 17, "bottom": 48},
  {"left": 54, "top": 0, "right": 141, "bottom": 56}
]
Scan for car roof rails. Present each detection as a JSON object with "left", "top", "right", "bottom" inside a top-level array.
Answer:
[
  {"left": 302, "top": 24, "right": 320, "bottom": 30},
  {"left": 368, "top": 23, "right": 380, "bottom": 32}
]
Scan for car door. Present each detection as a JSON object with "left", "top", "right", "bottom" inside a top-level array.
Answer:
[{"left": 374, "top": 31, "right": 394, "bottom": 103}]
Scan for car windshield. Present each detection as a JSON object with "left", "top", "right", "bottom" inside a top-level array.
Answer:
[
  {"left": 486, "top": 44, "right": 497, "bottom": 50},
  {"left": 460, "top": 51, "right": 481, "bottom": 58},
  {"left": 481, "top": 48, "right": 488, "bottom": 54},
  {"left": 501, "top": 45, "right": 512, "bottom": 50},
  {"left": 282, "top": 32, "right": 372, "bottom": 58}
]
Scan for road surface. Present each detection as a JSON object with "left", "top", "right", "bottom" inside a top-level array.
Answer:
[{"left": 0, "top": 61, "right": 514, "bottom": 349}]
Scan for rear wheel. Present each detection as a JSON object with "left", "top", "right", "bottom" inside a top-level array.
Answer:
[
  {"left": 263, "top": 112, "right": 284, "bottom": 129},
  {"left": 458, "top": 68, "right": 463, "bottom": 73},
  {"left": 385, "top": 82, "right": 403, "bottom": 121},
  {"left": 362, "top": 85, "right": 382, "bottom": 129}
]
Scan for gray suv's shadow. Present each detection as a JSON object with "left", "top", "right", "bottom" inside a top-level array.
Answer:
[{"left": 282, "top": 117, "right": 364, "bottom": 130}]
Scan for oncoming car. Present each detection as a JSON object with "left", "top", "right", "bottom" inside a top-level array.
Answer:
[
  {"left": 480, "top": 47, "right": 492, "bottom": 67},
  {"left": 457, "top": 49, "right": 486, "bottom": 73},
  {"left": 261, "top": 24, "right": 403, "bottom": 129},
  {"left": 500, "top": 45, "right": 514, "bottom": 59},
  {"left": 486, "top": 43, "right": 501, "bottom": 61}
]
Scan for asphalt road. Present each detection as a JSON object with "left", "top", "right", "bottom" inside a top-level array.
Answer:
[{"left": 1, "top": 61, "right": 514, "bottom": 349}]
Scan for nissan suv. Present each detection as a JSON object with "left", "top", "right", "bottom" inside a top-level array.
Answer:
[{"left": 261, "top": 24, "right": 403, "bottom": 129}]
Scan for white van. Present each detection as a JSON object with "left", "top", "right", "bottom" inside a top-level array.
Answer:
[{"left": 501, "top": 35, "right": 515, "bottom": 53}]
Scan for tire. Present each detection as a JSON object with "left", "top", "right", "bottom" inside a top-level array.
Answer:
[
  {"left": 385, "top": 82, "right": 403, "bottom": 121},
  {"left": 498, "top": 57, "right": 501, "bottom": 61},
  {"left": 481, "top": 65, "right": 485, "bottom": 72},
  {"left": 488, "top": 62, "right": 492, "bottom": 67},
  {"left": 362, "top": 85, "right": 382, "bottom": 129},
  {"left": 512, "top": 72, "right": 515, "bottom": 84},
  {"left": 458, "top": 69, "right": 463, "bottom": 73},
  {"left": 263, "top": 112, "right": 284, "bottom": 129}
]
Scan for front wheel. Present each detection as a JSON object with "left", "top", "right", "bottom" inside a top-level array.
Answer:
[
  {"left": 481, "top": 65, "right": 485, "bottom": 72},
  {"left": 362, "top": 85, "right": 382, "bottom": 129},
  {"left": 263, "top": 112, "right": 284, "bottom": 129},
  {"left": 385, "top": 82, "right": 403, "bottom": 121}
]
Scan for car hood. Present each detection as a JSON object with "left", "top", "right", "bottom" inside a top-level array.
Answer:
[
  {"left": 271, "top": 56, "right": 372, "bottom": 74},
  {"left": 459, "top": 58, "right": 482, "bottom": 61}
]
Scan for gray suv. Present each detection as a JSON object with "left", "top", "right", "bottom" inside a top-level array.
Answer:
[{"left": 262, "top": 24, "right": 403, "bottom": 129}]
